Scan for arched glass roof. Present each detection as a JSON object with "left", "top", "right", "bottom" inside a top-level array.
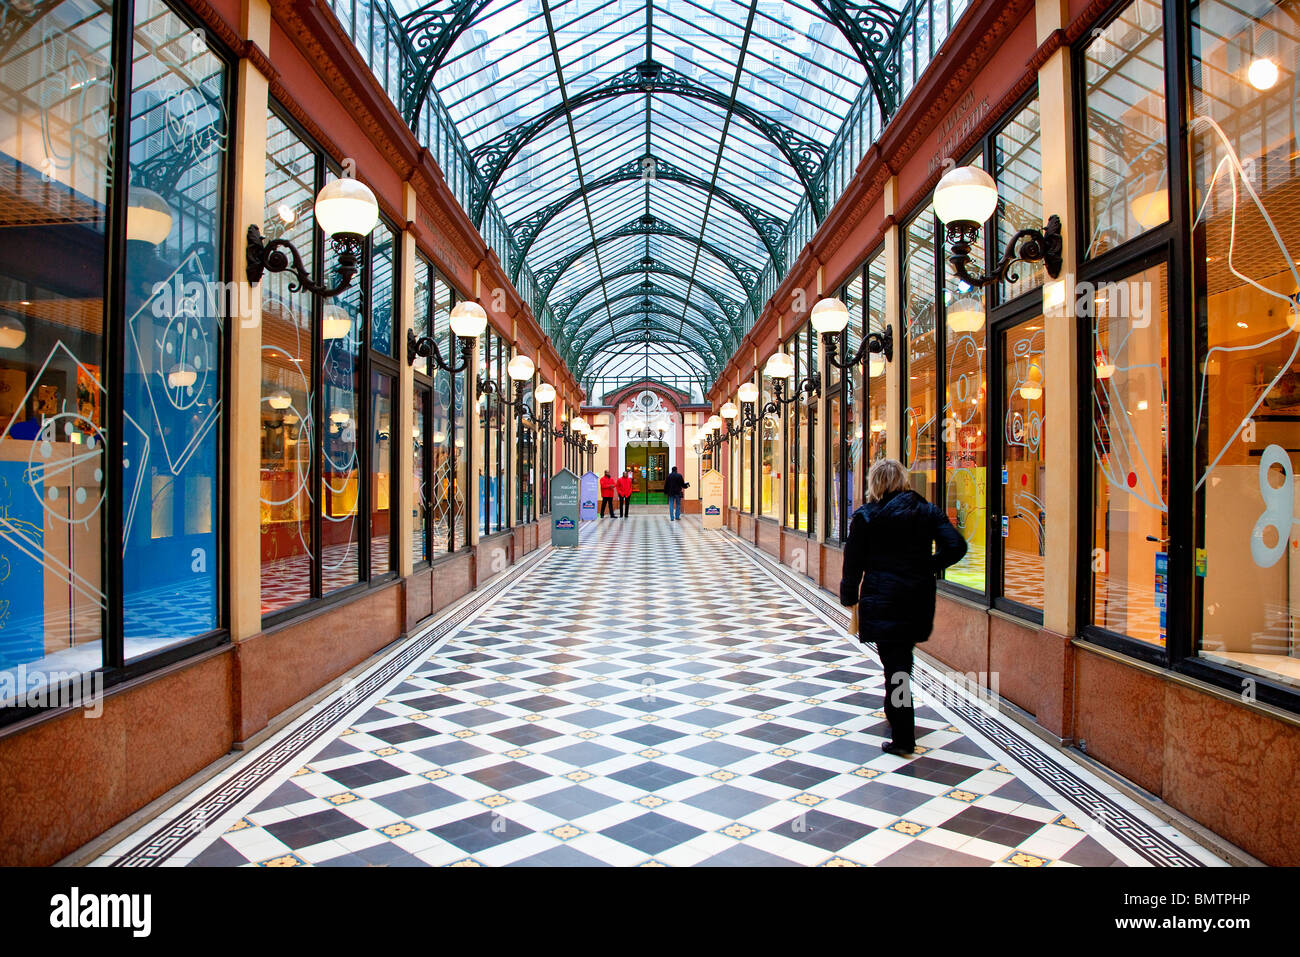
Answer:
[{"left": 379, "top": 0, "right": 917, "bottom": 391}]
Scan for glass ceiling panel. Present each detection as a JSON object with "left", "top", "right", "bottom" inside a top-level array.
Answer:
[{"left": 381, "top": 0, "right": 915, "bottom": 384}]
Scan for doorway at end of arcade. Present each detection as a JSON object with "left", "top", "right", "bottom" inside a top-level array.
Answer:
[{"left": 624, "top": 442, "right": 668, "bottom": 504}]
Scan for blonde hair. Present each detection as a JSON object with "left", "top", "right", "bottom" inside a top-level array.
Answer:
[{"left": 866, "top": 458, "right": 910, "bottom": 502}]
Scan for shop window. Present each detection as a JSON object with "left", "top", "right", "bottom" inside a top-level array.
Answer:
[
  {"left": 760, "top": 376, "right": 779, "bottom": 519},
  {"left": 123, "top": 0, "right": 228, "bottom": 654},
  {"left": 943, "top": 159, "right": 988, "bottom": 592},
  {"left": 1192, "top": 0, "right": 1300, "bottom": 687},
  {"left": 319, "top": 175, "right": 362, "bottom": 596},
  {"left": 479, "top": 332, "right": 506, "bottom": 535},
  {"left": 369, "top": 372, "right": 392, "bottom": 576},
  {"left": 904, "top": 205, "right": 939, "bottom": 502},
  {"left": 1000, "top": 316, "right": 1047, "bottom": 611},
  {"left": 413, "top": 253, "right": 464, "bottom": 557},
  {"left": 413, "top": 386, "right": 429, "bottom": 565},
  {"left": 1083, "top": 0, "right": 1168, "bottom": 257},
  {"left": 865, "top": 250, "right": 888, "bottom": 470},
  {"left": 261, "top": 114, "right": 318, "bottom": 614},
  {"left": 1090, "top": 262, "right": 1168, "bottom": 646},
  {"left": 0, "top": 0, "right": 230, "bottom": 705},
  {"left": 516, "top": 377, "right": 535, "bottom": 525}
]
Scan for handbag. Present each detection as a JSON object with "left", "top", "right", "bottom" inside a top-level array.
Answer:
[{"left": 848, "top": 603, "right": 859, "bottom": 637}]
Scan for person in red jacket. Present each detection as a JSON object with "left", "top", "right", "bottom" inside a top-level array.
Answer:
[
  {"left": 616, "top": 469, "right": 634, "bottom": 518},
  {"left": 599, "top": 471, "right": 617, "bottom": 518}
]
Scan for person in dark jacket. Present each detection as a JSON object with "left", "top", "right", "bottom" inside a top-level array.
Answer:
[
  {"left": 599, "top": 471, "right": 617, "bottom": 518},
  {"left": 662, "top": 466, "right": 688, "bottom": 520},
  {"left": 840, "top": 458, "right": 967, "bottom": 757}
]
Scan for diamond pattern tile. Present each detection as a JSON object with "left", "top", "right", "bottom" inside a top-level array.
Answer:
[{"left": 99, "top": 516, "right": 1223, "bottom": 868}]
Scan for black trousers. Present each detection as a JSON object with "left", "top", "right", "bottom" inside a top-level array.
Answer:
[
  {"left": 599, "top": 497, "right": 615, "bottom": 517},
  {"left": 619, "top": 496, "right": 630, "bottom": 518},
  {"left": 875, "top": 641, "right": 916, "bottom": 749}
]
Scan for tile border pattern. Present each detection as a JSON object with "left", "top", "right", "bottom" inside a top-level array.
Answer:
[{"left": 717, "top": 528, "right": 1209, "bottom": 868}]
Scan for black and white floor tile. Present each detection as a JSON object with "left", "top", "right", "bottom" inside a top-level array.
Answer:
[{"left": 94, "top": 515, "right": 1224, "bottom": 867}]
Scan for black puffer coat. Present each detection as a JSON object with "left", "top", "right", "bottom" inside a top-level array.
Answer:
[{"left": 839, "top": 489, "right": 968, "bottom": 645}]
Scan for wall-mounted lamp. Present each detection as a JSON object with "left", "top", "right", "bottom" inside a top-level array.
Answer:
[
  {"left": 810, "top": 296, "right": 894, "bottom": 375},
  {"left": 505, "top": 354, "right": 538, "bottom": 422},
  {"left": 247, "top": 177, "right": 379, "bottom": 297},
  {"left": 759, "top": 348, "right": 820, "bottom": 416},
  {"left": 934, "top": 164, "right": 1061, "bottom": 289},
  {"left": 409, "top": 299, "right": 487, "bottom": 373}
]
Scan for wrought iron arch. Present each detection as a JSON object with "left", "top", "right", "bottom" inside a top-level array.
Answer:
[
  {"left": 562, "top": 305, "right": 726, "bottom": 371},
  {"left": 549, "top": 262, "right": 744, "bottom": 329},
  {"left": 467, "top": 61, "right": 830, "bottom": 225},
  {"left": 511, "top": 156, "right": 788, "bottom": 278},
  {"left": 575, "top": 325, "right": 721, "bottom": 381},
  {"left": 533, "top": 215, "right": 763, "bottom": 314},
  {"left": 399, "top": 1, "right": 908, "bottom": 151},
  {"left": 559, "top": 287, "right": 733, "bottom": 349}
]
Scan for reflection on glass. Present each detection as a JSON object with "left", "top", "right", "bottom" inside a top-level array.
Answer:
[
  {"left": 944, "top": 171, "right": 987, "bottom": 592},
  {"left": 370, "top": 372, "right": 391, "bottom": 575},
  {"left": 1002, "top": 317, "right": 1047, "bottom": 610},
  {"left": 995, "top": 98, "right": 1044, "bottom": 302},
  {"left": 260, "top": 111, "right": 315, "bottom": 615},
  {"left": 1084, "top": 0, "right": 1168, "bottom": 257},
  {"left": 413, "top": 388, "right": 428, "bottom": 565},
  {"left": 0, "top": 0, "right": 111, "bottom": 696},
  {"left": 321, "top": 185, "right": 361, "bottom": 595},
  {"left": 760, "top": 377, "right": 778, "bottom": 519},
  {"left": 865, "top": 250, "right": 887, "bottom": 477},
  {"left": 1092, "top": 264, "right": 1167, "bottom": 645},
  {"left": 370, "top": 225, "right": 395, "bottom": 356},
  {"left": 1192, "top": 0, "right": 1300, "bottom": 687},
  {"left": 904, "top": 206, "right": 938, "bottom": 502},
  {"left": 121, "top": 0, "right": 227, "bottom": 655}
]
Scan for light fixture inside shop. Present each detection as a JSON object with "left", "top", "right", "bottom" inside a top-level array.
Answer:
[
  {"left": 1095, "top": 349, "right": 1115, "bottom": 379},
  {"left": 947, "top": 296, "right": 984, "bottom": 332},
  {"left": 1019, "top": 362, "right": 1043, "bottom": 400},
  {"left": 268, "top": 388, "right": 292, "bottom": 410},
  {"left": 809, "top": 297, "right": 850, "bottom": 334},
  {"left": 323, "top": 304, "right": 352, "bottom": 340},
  {"left": 167, "top": 362, "right": 197, "bottom": 389},
  {"left": 1248, "top": 56, "right": 1280, "bottom": 90},
  {"left": 934, "top": 164, "right": 1061, "bottom": 288},
  {"left": 127, "top": 186, "right": 174, "bottom": 245},
  {"left": 1129, "top": 188, "right": 1169, "bottom": 229},
  {"left": 0, "top": 314, "right": 27, "bottom": 349},
  {"left": 330, "top": 407, "right": 351, "bottom": 424},
  {"left": 247, "top": 177, "right": 379, "bottom": 297}
]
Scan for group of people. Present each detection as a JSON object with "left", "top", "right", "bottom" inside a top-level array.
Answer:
[
  {"left": 597, "top": 470, "right": 635, "bottom": 518},
  {"left": 597, "top": 466, "right": 690, "bottom": 520}
]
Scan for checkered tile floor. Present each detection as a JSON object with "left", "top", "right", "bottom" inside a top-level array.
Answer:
[{"left": 95, "top": 515, "right": 1224, "bottom": 867}]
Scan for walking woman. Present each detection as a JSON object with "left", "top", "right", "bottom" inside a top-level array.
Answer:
[{"left": 840, "top": 459, "right": 967, "bottom": 757}]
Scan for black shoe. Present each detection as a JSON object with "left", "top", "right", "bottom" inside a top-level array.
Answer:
[{"left": 881, "top": 741, "right": 915, "bottom": 757}]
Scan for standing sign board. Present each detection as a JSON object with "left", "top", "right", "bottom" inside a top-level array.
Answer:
[
  {"left": 552, "top": 469, "right": 580, "bottom": 547},
  {"left": 701, "top": 469, "right": 724, "bottom": 529},
  {"left": 580, "top": 472, "right": 599, "bottom": 521}
]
